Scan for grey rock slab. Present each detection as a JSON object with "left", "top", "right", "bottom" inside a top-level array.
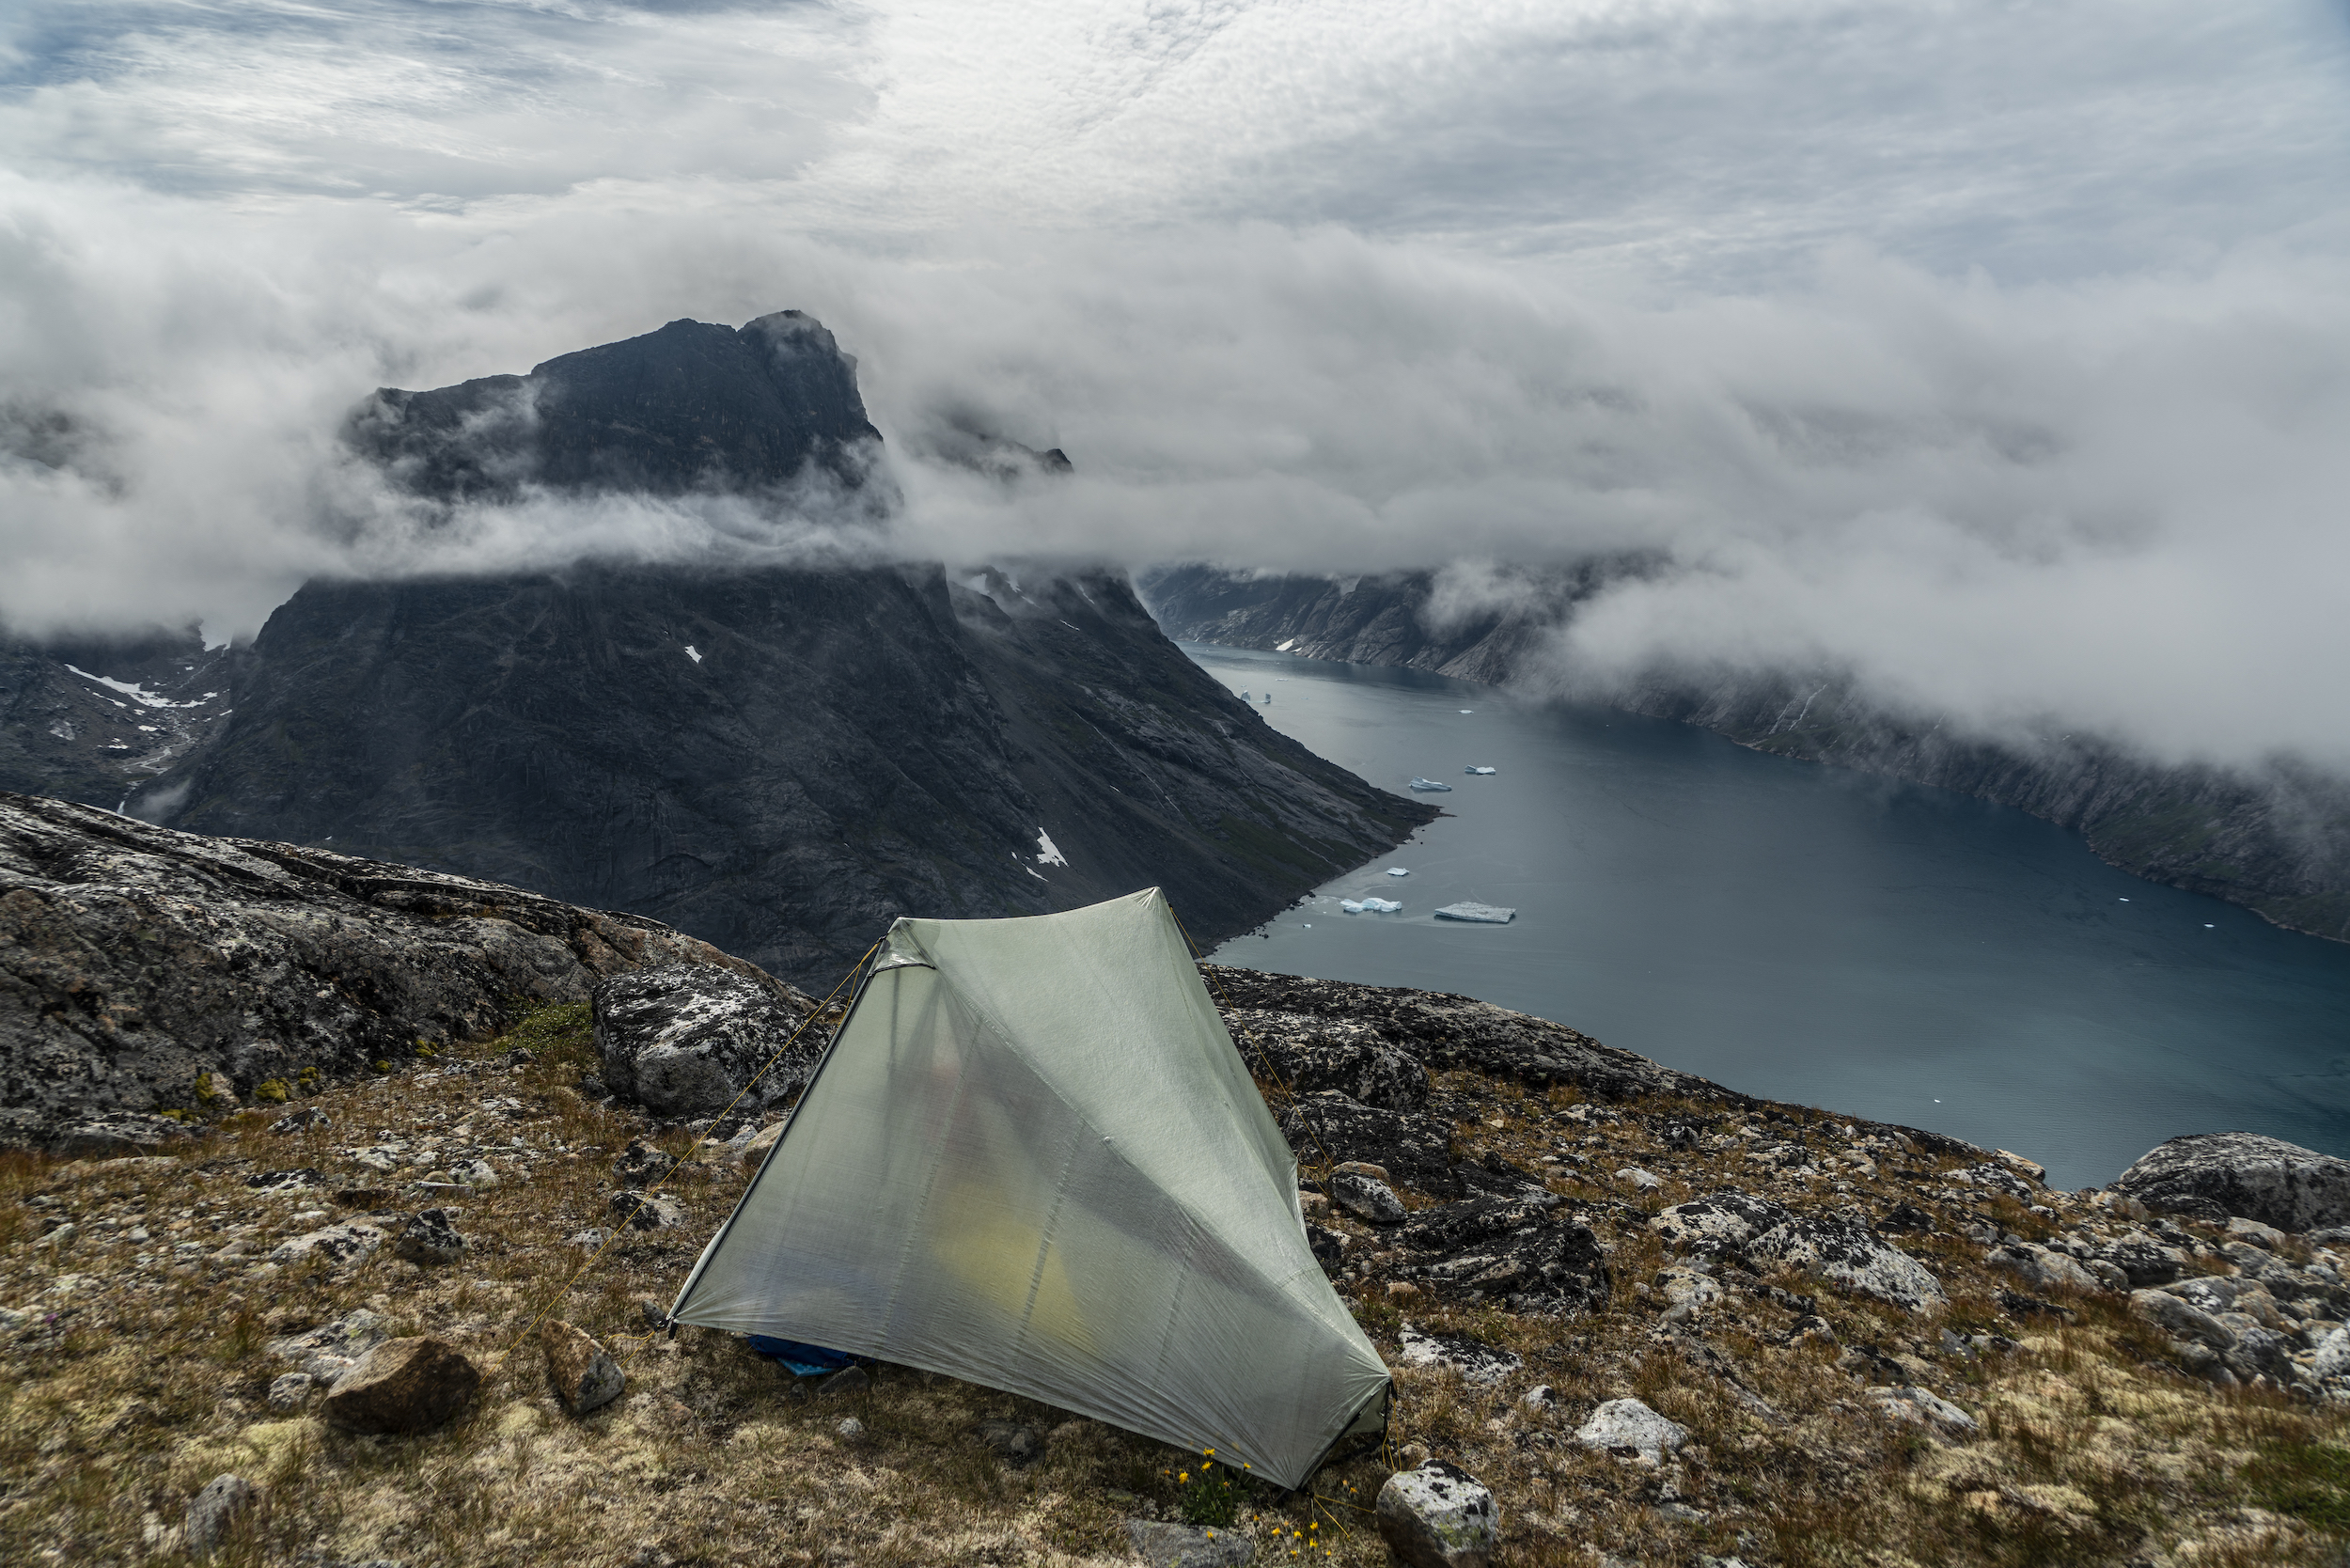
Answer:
[
  {"left": 2114, "top": 1133, "right": 2350, "bottom": 1232},
  {"left": 1396, "top": 1325, "right": 1523, "bottom": 1385},
  {"left": 1988, "top": 1243, "right": 2102, "bottom": 1294},
  {"left": 1375, "top": 1461, "right": 1498, "bottom": 1568},
  {"left": 2129, "top": 1289, "right": 2237, "bottom": 1352},
  {"left": 0, "top": 790, "right": 792, "bottom": 1151},
  {"left": 593, "top": 964, "right": 822, "bottom": 1116},
  {"left": 1864, "top": 1385, "right": 1979, "bottom": 1435},
  {"left": 1280, "top": 1093, "right": 1455, "bottom": 1196},
  {"left": 608, "top": 1191, "right": 683, "bottom": 1231},
  {"left": 1747, "top": 1214, "right": 1946, "bottom": 1313},
  {"left": 390, "top": 1209, "right": 465, "bottom": 1265},
  {"left": 185, "top": 1473, "right": 256, "bottom": 1559},
  {"left": 1125, "top": 1519, "right": 1253, "bottom": 1568},
  {"left": 267, "top": 1222, "right": 385, "bottom": 1269},
  {"left": 1394, "top": 1192, "right": 1611, "bottom": 1316},
  {"left": 2313, "top": 1326, "right": 2350, "bottom": 1379},
  {"left": 1650, "top": 1191, "right": 1794, "bottom": 1255},
  {"left": 1574, "top": 1398, "right": 1688, "bottom": 1462},
  {"left": 1332, "top": 1171, "right": 1406, "bottom": 1225}
]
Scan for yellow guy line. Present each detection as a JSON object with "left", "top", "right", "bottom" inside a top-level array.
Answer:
[{"left": 488, "top": 938, "right": 882, "bottom": 1376}]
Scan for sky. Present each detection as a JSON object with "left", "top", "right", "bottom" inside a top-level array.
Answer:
[{"left": 3, "top": 1, "right": 2348, "bottom": 770}]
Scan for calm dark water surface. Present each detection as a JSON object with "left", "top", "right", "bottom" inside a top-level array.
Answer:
[{"left": 1187, "top": 643, "right": 2350, "bottom": 1188}]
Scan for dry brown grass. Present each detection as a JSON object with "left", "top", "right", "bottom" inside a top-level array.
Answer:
[{"left": 0, "top": 1016, "right": 2344, "bottom": 1566}]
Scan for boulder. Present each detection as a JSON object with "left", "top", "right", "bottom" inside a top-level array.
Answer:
[
  {"left": 321, "top": 1336, "right": 480, "bottom": 1435},
  {"left": 612, "top": 1138, "right": 679, "bottom": 1190},
  {"left": 592, "top": 964, "right": 817, "bottom": 1116},
  {"left": 2113, "top": 1133, "right": 2350, "bottom": 1232},
  {"left": 1396, "top": 1325, "right": 1523, "bottom": 1385},
  {"left": 1393, "top": 1192, "right": 1611, "bottom": 1316},
  {"left": 2312, "top": 1326, "right": 2350, "bottom": 1379},
  {"left": 1332, "top": 1171, "right": 1406, "bottom": 1224},
  {"left": 609, "top": 1191, "right": 684, "bottom": 1231},
  {"left": 267, "top": 1308, "right": 390, "bottom": 1385},
  {"left": 2086, "top": 1231, "right": 2185, "bottom": 1288},
  {"left": 184, "top": 1473, "right": 257, "bottom": 1559},
  {"left": 1650, "top": 1191, "right": 1794, "bottom": 1255},
  {"left": 266, "top": 1372, "right": 316, "bottom": 1411},
  {"left": 1305, "top": 1223, "right": 1349, "bottom": 1272},
  {"left": 540, "top": 1320, "right": 625, "bottom": 1415},
  {"left": 1864, "top": 1385, "right": 1978, "bottom": 1435},
  {"left": 1615, "top": 1167, "right": 1662, "bottom": 1193},
  {"left": 1574, "top": 1398, "right": 1687, "bottom": 1463},
  {"left": 267, "top": 1221, "right": 385, "bottom": 1269},
  {"left": 1747, "top": 1214, "right": 1945, "bottom": 1314},
  {"left": 390, "top": 1209, "right": 465, "bottom": 1266},
  {"left": 1125, "top": 1519, "right": 1253, "bottom": 1568},
  {"left": 1987, "top": 1243, "right": 2101, "bottom": 1294},
  {"left": 1375, "top": 1461, "right": 1499, "bottom": 1568},
  {"left": 2128, "top": 1289, "right": 2236, "bottom": 1353}
]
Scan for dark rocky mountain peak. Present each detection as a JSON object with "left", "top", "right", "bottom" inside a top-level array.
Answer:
[{"left": 347, "top": 309, "right": 883, "bottom": 501}]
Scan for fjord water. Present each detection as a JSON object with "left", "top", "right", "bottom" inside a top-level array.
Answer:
[{"left": 1187, "top": 644, "right": 2350, "bottom": 1188}]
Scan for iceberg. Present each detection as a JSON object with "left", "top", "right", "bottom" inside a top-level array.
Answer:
[
  {"left": 1385, "top": 867, "right": 1410, "bottom": 877},
  {"left": 1340, "top": 897, "right": 1403, "bottom": 915},
  {"left": 1464, "top": 765, "right": 1496, "bottom": 775},
  {"left": 1434, "top": 902, "right": 1516, "bottom": 924},
  {"left": 1409, "top": 777, "right": 1453, "bottom": 792}
]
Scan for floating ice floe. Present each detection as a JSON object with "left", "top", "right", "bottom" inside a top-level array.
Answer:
[
  {"left": 1386, "top": 867, "right": 1410, "bottom": 877},
  {"left": 1409, "top": 777, "right": 1453, "bottom": 792},
  {"left": 1340, "top": 897, "right": 1403, "bottom": 915},
  {"left": 1460, "top": 709, "right": 1474, "bottom": 713},
  {"left": 1464, "top": 765, "right": 1496, "bottom": 775},
  {"left": 1434, "top": 902, "right": 1516, "bottom": 924}
]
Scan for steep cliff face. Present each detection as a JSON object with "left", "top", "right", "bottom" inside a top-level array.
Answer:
[
  {"left": 347, "top": 310, "right": 882, "bottom": 499},
  {"left": 1144, "top": 564, "right": 2350, "bottom": 945},
  {"left": 147, "top": 563, "right": 1433, "bottom": 985}
]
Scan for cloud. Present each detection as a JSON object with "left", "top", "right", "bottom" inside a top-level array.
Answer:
[{"left": 1, "top": 1, "right": 2348, "bottom": 776}]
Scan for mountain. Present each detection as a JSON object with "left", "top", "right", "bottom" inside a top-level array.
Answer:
[
  {"left": 0, "top": 313, "right": 1434, "bottom": 987},
  {"left": 1142, "top": 564, "right": 2350, "bottom": 945},
  {"left": 345, "top": 310, "right": 882, "bottom": 499},
  {"left": 0, "top": 626, "right": 235, "bottom": 811}
]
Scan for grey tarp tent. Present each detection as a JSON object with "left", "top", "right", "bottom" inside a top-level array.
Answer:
[{"left": 668, "top": 888, "right": 1392, "bottom": 1486}]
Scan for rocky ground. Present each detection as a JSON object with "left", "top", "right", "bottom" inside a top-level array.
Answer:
[{"left": 4, "top": 973, "right": 2348, "bottom": 1567}]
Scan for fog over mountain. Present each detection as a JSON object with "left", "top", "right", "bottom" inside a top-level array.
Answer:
[{"left": 4, "top": 1, "right": 2349, "bottom": 773}]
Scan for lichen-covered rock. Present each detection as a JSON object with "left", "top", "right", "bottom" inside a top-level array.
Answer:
[
  {"left": 1375, "top": 1460, "right": 1499, "bottom": 1568},
  {"left": 1332, "top": 1171, "right": 1405, "bottom": 1224},
  {"left": 0, "top": 791, "right": 798, "bottom": 1151},
  {"left": 609, "top": 1191, "right": 684, "bottom": 1230},
  {"left": 2114, "top": 1133, "right": 2350, "bottom": 1232},
  {"left": 540, "top": 1319, "right": 624, "bottom": 1415},
  {"left": 321, "top": 1336, "right": 480, "bottom": 1435},
  {"left": 1396, "top": 1325, "right": 1523, "bottom": 1384},
  {"left": 2086, "top": 1231, "right": 2186, "bottom": 1287},
  {"left": 612, "top": 1138, "right": 679, "bottom": 1190},
  {"left": 1574, "top": 1398, "right": 1687, "bottom": 1462},
  {"left": 2128, "top": 1289, "right": 2237, "bottom": 1352},
  {"left": 592, "top": 964, "right": 822, "bottom": 1116},
  {"left": 1747, "top": 1213, "right": 1946, "bottom": 1313},
  {"left": 267, "top": 1221, "right": 385, "bottom": 1269},
  {"left": 1280, "top": 1092, "right": 1454, "bottom": 1194},
  {"left": 267, "top": 1307, "right": 390, "bottom": 1386},
  {"left": 391, "top": 1209, "right": 465, "bottom": 1265},
  {"left": 184, "top": 1473, "right": 256, "bottom": 1559},
  {"left": 1650, "top": 1191, "right": 1794, "bottom": 1255},
  {"left": 1988, "top": 1243, "right": 2102, "bottom": 1294},
  {"left": 1237, "top": 1021, "right": 1432, "bottom": 1110},
  {"left": 1395, "top": 1191, "right": 1611, "bottom": 1315},
  {"left": 1865, "top": 1385, "right": 1978, "bottom": 1435}
]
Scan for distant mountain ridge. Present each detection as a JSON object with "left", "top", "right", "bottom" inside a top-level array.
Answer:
[
  {"left": 1142, "top": 564, "right": 2350, "bottom": 946},
  {"left": 0, "top": 314, "right": 1436, "bottom": 986}
]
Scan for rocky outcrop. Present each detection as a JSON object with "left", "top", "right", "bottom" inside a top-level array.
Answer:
[
  {"left": 2113, "top": 1132, "right": 2350, "bottom": 1232},
  {"left": 593, "top": 964, "right": 821, "bottom": 1117},
  {"left": 0, "top": 790, "right": 804, "bottom": 1150},
  {"left": 1212, "top": 967, "right": 1716, "bottom": 1102},
  {"left": 346, "top": 311, "right": 883, "bottom": 501}
]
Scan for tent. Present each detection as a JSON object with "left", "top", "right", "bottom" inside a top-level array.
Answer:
[{"left": 668, "top": 888, "right": 1392, "bottom": 1487}]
